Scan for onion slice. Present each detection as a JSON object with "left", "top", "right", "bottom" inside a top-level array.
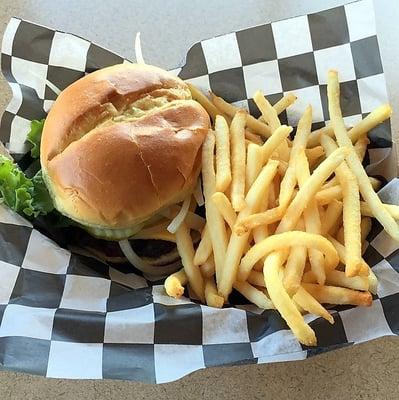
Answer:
[
  {"left": 119, "top": 240, "right": 181, "bottom": 276},
  {"left": 167, "top": 197, "right": 191, "bottom": 234},
  {"left": 134, "top": 32, "right": 145, "bottom": 64}
]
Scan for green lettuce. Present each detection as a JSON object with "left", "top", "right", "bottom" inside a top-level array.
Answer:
[
  {"left": 0, "top": 155, "right": 53, "bottom": 218},
  {"left": 26, "top": 119, "right": 45, "bottom": 158}
]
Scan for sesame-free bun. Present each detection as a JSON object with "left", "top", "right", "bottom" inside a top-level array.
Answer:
[{"left": 40, "top": 63, "right": 210, "bottom": 230}]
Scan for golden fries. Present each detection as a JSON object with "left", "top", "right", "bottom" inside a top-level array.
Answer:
[
  {"left": 202, "top": 132, "right": 228, "bottom": 284},
  {"left": 164, "top": 68, "right": 390, "bottom": 346},
  {"left": 277, "top": 147, "right": 349, "bottom": 233},
  {"left": 253, "top": 90, "right": 281, "bottom": 132},
  {"left": 246, "top": 143, "right": 263, "bottom": 189},
  {"left": 200, "top": 257, "right": 216, "bottom": 278},
  {"left": 175, "top": 223, "right": 205, "bottom": 302},
  {"left": 273, "top": 93, "right": 297, "bottom": 115},
  {"left": 261, "top": 125, "right": 292, "bottom": 164},
  {"left": 305, "top": 270, "right": 369, "bottom": 292},
  {"left": 321, "top": 135, "right": 362, "bottom": 277},
  {"left": 296, "top": 150, "right": 325, "bottom": 285},
  {"left": 307, "top": 103, "right": 392, "bottom": 148},
  {"left": 360, "top": 202, "right": 399, "bottom": 219},
  {"left": 283, "top": 219, "right": 307, "bottom": 297},
  {"left": 238, "top": 231, "right": 339, "bottom": 281},
  {"left": 230, "top": 110, "right": 248, "bottom": 211},
  {"left": 194, "top": 225, "right": 212, "bottom": 266},
  {"left": 321, "top": 200, "right": 343, "bottom": 235},
  {"left": 315, "top": 185, "right": 343, "bottom": 205},
  {"left": 327, "top": 70, "right": 399, "bottom": 241},
  {"left": 215, "top": 115, "right": 232, "bottom": 192},
  {"left": 264, "top": 253, "right": 317, "bottom": 346},
  {"left": 219, "top": 160, "right": 279, "bottom": 300},
  {"left": 210, "top": 93, "right": 272, "bottom": 137},
  {"left": 205, "top": 277, "right": 224, "bottom": 308},
  {"left": 293, "top": 287, "right": 334, "bottom": 324},
  {"left": 164, "top": 269, "right": 188, "bottom": 299},
  {"left": 245, "top": 130, "right": 263, "bottom": 145},
  {"left": 187, "top": 83, "right": 219, "bottom": 122},
  {"left": 233, "top": 281, "right": 274, "bottom": 309},
  {"left": 211, "top": 192, "right": 236, "bottom": 229},
  {"left": 302, "top": 283, "right": 372, "bottom": 306},
  {"left": 354, "top": 136, "right": 370, "bottom": 162}
]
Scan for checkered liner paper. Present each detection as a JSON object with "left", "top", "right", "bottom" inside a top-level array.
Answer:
[{"left": 0, "top": 0, "right": 398, "bottom": 383}]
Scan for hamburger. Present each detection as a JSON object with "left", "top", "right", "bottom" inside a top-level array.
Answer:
[{"left": 1, "top": 63, "right": 210, "bottom": 275}]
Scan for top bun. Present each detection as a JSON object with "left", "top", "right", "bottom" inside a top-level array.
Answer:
[{"left": 40, "top": 63, "right": 210, "bottom": 230}]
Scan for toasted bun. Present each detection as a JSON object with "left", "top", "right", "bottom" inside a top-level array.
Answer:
[{"left": 41, "top": 63, "right": 210, "bottom": 229}]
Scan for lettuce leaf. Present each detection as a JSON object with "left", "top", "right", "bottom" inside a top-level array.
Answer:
[
  {"left": 26, "top": 119, "right": 45, "bottom": 158},
  {"left": 0, "top": 155, "right": 53, "bottom": 218}
]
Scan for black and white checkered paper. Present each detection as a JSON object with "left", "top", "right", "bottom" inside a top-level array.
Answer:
[{"left": 0, "top": 0, "right": 398, "bottom": 383}]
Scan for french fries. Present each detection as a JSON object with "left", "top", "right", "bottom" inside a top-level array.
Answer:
[
  {"left": 302, "top": 283, "right": 372, "bottom": 306},
  {"left": 293, "top": 287, "right": 334, "bottom": 324},
  {"left": 202, "top": 132, "right": 228, "bottom": 285},
  {"left": 215, "top": 115, "right": 232, "bottom": 192},
  {"left": 210, "top": 93, "right": 272, "bottom": 138},
  {"left": 187, "top": 83, "right": 219, "bottom": 122},
  {"left": 175, "top": 223, "right": 205, "bottom": 302},
  {"left": 205, "top": 277, "right": 224, "bottom": 308},
  {"left": 260, "top": 125, "right": 292, "bottom": 164},
  {"left": 321, "top": 200, "right": 343, "bottom": 235},
  {"left": 264, "top": 253, "right": 317, "bottom": 346},
  {"left": 163, "top": 68, "right": 391, "bottom": 346},
  {"left": 246, "top": 143, "right": 263, "bottom": 189},
  {"left": 238, "top": 231, "right": 339, "bottom": 281},
  {"left": 276, "top": 147, "right": 349, "bottom": 234},
  {"left": 193, "top": 225, "right": 212, "bottom": 266},
  {"left": 283, "top": 219, "right": 307, "bottom": 296},
  {"left": 253, "top": 90, "right": 281, "bottom": 132},
  {"left": 307, "top": 103, "right": 392, "bottom": 148},
  {"left": 164, "top": 269, "right": 188, "bottom": 299},
  {"left": 327, "top": 70, "right": 399, "bottom": 241},
  {"left": 273, "top": 93, "right": 297, "bottom": 115},
  {"left": 200, "top": 257, "right": 216, "bottom": 278},
  {"left": 219, "top": 160, "right": 279, "bottom": 300},
  {"left": 303, "top": 270, "right": 369, "bottom": 292},
  {"left": 233, "top": 281, "right": 274, "bottom": 309},
  {"left": 230, "top": 110, "right": 248, "bottom": 211},
  {"left": 211, "top": 192, "right": 236, "bottom": 229},
  {"left": 321, "top": 134, "right": 362, "bottom": 277},
  {"left": 296, "top": 150, "right": 326, "bottom": 285}
]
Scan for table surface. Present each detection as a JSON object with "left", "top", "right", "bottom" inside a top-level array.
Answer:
[{"left": 0, "top": 1, "right": 398, "bottom": 399}]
